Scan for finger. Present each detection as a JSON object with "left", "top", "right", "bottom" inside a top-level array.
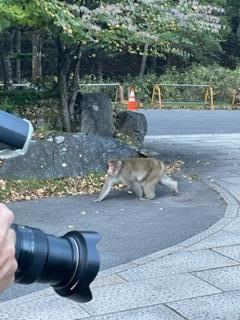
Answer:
[
  {"left": 0, "top": 204, "right": 14, "bottom": 246},
  {"left": 0, "top": 229, "right": 16, "bottom": 267},
  {"left": 0, "top": 273, "right": 15, "bottom": 293},
  {"left": 0, "top": 251, "right": 18, "bottom": 280},
  {"left": 0, "top": 204, "right": 14, "bottom": 228}
]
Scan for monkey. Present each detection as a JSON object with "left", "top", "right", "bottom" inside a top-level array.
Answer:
[{"left": 96, "top": 158, "right": 179, "bottom": 202}]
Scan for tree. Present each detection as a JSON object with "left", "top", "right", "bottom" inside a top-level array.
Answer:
[
  {"left": 0, "top": 0, "right": 224, "bottom": 130},
  {"left": 32, "top": 30, "right": 42, "bottom": 81},
  {"left": 220, "top": 0, "right": 240, "bottom": 67},
  {"left": 0, "top": 30, "right": 13, "bottom": 89}
]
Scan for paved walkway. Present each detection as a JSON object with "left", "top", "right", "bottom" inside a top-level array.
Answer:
[{"left": 1, "top": 134, "right": 240, "bottom": 319}]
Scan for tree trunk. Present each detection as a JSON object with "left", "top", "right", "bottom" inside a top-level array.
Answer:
[
  {"left": 0, "top": 31, "right": 13, "bottom": 90},
  {"left": 59, "top": 71, "right": 71, "bottom": 131},
  {"left": 56, "top": 39, "right": 82, "bottom": 132},
  {"left": 139, "top": 43, "right": 149, "bottom": 78},
  {"left": 150, "top": 56, "right": 157, "bottom": 72},
  {"left": 166, "top": 55, "right": 173, "bottom": 68},
  {"left": 16, "top": 29, "right": 21, "bottom": 83},
  {"left": 0, "top": 55, "right": 13, "bottom": 89},
  {"left": 68, "top": 45, "right": 82, "bottom": 123},
  {"left": 32, "top": 31, "right": 42, "bottom": 81},
  {"left": 97, "top": 59, "right": 103, "bottom": 78},
  {"left": 57, "top": 40, "right": 71, "bottom": 131}
]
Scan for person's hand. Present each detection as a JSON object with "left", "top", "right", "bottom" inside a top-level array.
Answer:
[{"left": 0, "top": 204, "right": 18, "bottom": 293}]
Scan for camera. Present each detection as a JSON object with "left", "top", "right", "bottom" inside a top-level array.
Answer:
[
  {"left": 0, "top": 110, "right": 101, "bottom": 302},
  {"left": 12, "top": 224, "right": 100, "bottom": 302}
]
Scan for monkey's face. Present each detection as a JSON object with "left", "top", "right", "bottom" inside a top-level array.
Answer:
[{"left": 107, "top": 160, "right": 121, "bottom": 177}]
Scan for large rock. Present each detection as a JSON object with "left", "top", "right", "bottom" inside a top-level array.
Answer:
[
  {"left": 74, "top": 92, "right": 114, "bottom": 137},
  {"left": 114, "top": 111, "right": 147, "bottom": 144},
  {"left": 0, "top": 133, "right": 137, "bottom": 179}
]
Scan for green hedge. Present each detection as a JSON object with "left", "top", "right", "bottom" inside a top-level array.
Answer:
[
  {"left": 1, "top": 64, "right": 240, "bottom": 112},
  {"left": 125, "top": 64, "right": 240, "bottom": 106}
]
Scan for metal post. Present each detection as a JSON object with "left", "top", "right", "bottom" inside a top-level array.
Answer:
[{"left": 151, "top": 85, "right": 162, "bottom": 109}]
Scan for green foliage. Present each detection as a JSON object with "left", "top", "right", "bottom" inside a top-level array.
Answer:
[
  {"left": 0, "top": 88, "right": 49, "bottom": 109},
  {"left": 0, "top": 0, "right": 228, "bottom": 120},
  {"left": 159, "top": 64, "right": 240, "bottom": 100},
  {"left": 221, "top": 0, "right": 240, "bottom": 67},
  {"left": 0, "top": 0, "right": 224, "bottom": 57},
  {"left": 122, "top": 64, "right": 240, "bottom": 106},
  {"left": 124, "top": 73, "right": 159, "bottom": 103}
]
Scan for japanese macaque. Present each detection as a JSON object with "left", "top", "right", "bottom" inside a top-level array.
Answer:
[{"left": 96, "top": 158, "right": 179, "bottom": 202}]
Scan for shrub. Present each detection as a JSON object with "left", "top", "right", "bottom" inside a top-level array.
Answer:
[{"left": 123, "top": 64, "right": 240, "bottom": 107}]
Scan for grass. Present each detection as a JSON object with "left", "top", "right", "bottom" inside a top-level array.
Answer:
[
  {"left": 0, "top": 161, "right": 183, "bottom": 203},
  {"left": 0, "top": 173, "right": 106, "bottom": 203}
]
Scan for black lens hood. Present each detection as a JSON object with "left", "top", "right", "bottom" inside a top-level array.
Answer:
[{"left": 53, "top": 231, "right": 101, "bottom": 302}]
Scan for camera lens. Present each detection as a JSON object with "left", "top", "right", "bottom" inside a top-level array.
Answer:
[
  {"left": 11, "top": 224, "right": 101, "bottom": 303},
  {"left": 0, "top": 110, "right": 30, "bottom": 149}
]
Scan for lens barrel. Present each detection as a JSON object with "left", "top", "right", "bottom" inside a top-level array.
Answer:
[
  {"left": 0, "top": 110, "right": 30, "bottom": 149},
  {"left": 11, "top": 224, "right": 100, "bottom": 303}
]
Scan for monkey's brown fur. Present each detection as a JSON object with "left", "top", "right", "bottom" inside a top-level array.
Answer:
[{"left": 96, "top": 158, "right": 179, "bottom": 202}]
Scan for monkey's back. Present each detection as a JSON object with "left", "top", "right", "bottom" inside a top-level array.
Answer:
[{"left": 120, "top": 158, "right": 164, "bottom": 183}]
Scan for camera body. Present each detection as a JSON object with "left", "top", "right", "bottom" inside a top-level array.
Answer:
[{"left": 0, "top": 110, "right": 100, "bottom": 302}]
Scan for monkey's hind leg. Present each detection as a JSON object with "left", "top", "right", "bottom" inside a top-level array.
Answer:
[
  {"left": 131, "top": 182, "right": 143, "bottom": 199},
  {"left": 142, "top": 182, "right": 158, "bottom": 199},
  {"left": 160, "top": 174, "right": 179, "bottom": 195},
  {"left": 142, "top": 167, "right": 161, "bottom": 199}
]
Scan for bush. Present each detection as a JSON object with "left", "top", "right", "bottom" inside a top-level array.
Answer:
[
  {"left": 160, "top": 64, "right": 240, "bottom": 101},
  {"left": 123, "top": 64, "right": 240, "bottom": 107}
]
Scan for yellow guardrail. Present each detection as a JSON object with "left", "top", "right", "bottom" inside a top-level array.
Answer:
[{"left": 151, "top": 84, "right": 214, "bottom": 110}]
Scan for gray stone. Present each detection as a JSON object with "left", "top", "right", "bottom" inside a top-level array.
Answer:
[
  {"left": 167, "top": 291, "right": 240, "bottom": 320},
  {"left": 0, "top": 291, "right": 89, "bottom": 320},
  {"left": 224, "top": 217, "right": 240, "bottom": 232},
  {"left": 75, "top": 92, "right": 114, "bottom": 137},
  {"left": 0, "top": 273, "right": 219, "bottom": 318},
  {"left": 99, "top": 262, "right": 139, "bottom": 277},
  {"left": 115, "top": 111, "right": 147, "bottom": 144},
  {"left": 119, "top": 249, "right": 237, "bottom": 281},
  {"left": 222, "top": 204, "right": 239, "bottom": 218},
  {"left": 183, "top": 230, "right": 240, "bottom": 251},
  {"left": 83, "top": 273, "right": 219, "bottom": 316},
  {"left": 194, "top": 265, "right": 240, "bottom": 291},
  {"left": 0, "top": 133, "right": 137, "bottom": 179},
  {"left": 180, "top": 218, "right": 234, "bottom": 249},
  {"left": 91, "top": 274, "right": 126, "bottom": 288},
  {"left": 209, "top": 182, "right": 240, "bottom": 213},
  {"left": 217, "top": 177, "right": 240, "bottom": 202},
  {"left": 0, "top": 287, "right": 54, "bottom": 304},
  {"left": 86, "top": 305, "right": 185, "bottom": 320},
  {"left": 213, "top": 244, "right": 240, "bottom": 262}
]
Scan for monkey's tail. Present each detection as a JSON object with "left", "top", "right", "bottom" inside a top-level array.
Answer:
[{"left": 159, "top": 174, "right": 179, "bottom": 194}]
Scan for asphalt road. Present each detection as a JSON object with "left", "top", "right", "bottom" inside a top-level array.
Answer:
[
  {"left": 2, "top": 109, "right": 236, "bottom": 302},
  {"left": 140, "top": 109, "right": 240, "bottom": 135}
]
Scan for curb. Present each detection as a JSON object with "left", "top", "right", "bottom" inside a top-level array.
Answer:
[{"left": 99, "top": 179, "right": 240, "bottom": 278}]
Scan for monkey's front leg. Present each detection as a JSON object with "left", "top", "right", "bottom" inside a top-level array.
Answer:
[
  {"left": 131, "top": 182, "right": 143, "bottom": 199},
  {"left": 95, "top": 177, "right": 117, "bottom": 202}
]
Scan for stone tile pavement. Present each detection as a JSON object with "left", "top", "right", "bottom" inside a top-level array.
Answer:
[{"left": 0, "top": 177, "right": 240, "bottom": 320}]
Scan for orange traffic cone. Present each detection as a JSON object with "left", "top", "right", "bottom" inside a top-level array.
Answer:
[{"left": 128, "top": 87, "right": 138, "bottom": 111}]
